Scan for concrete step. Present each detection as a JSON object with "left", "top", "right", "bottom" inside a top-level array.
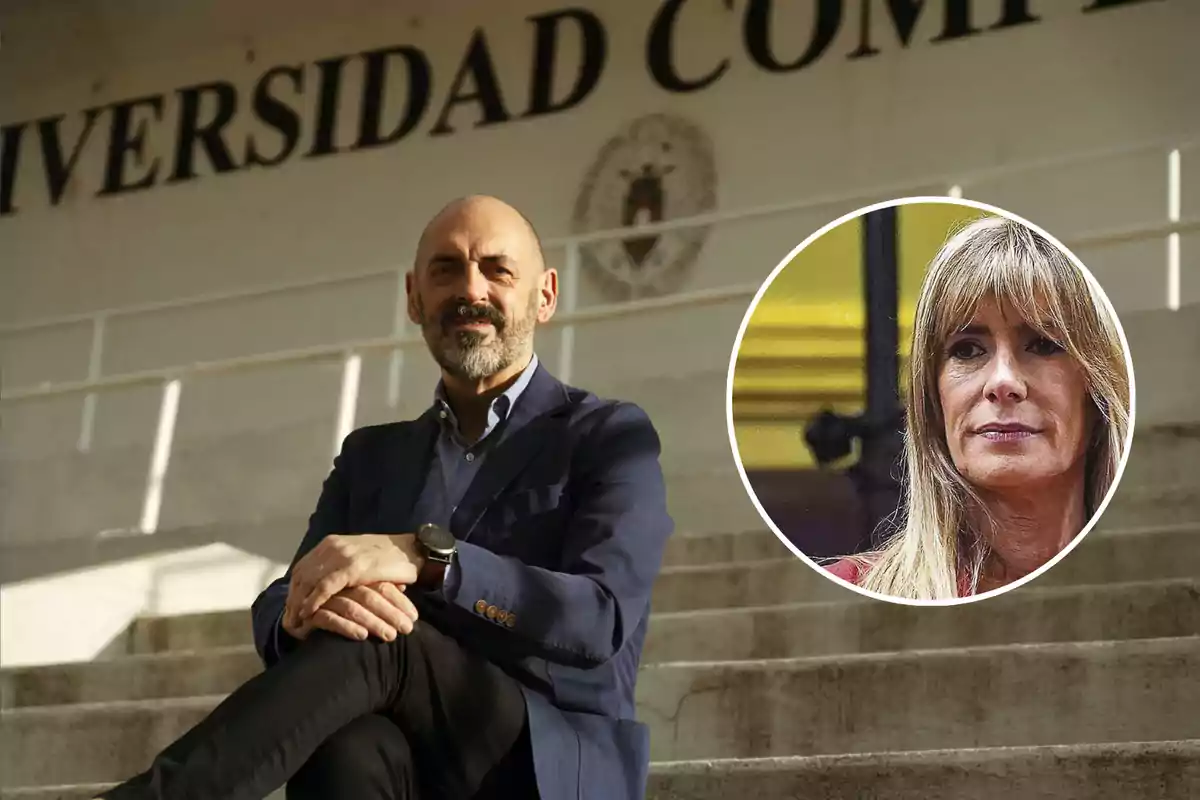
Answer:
[
  {"left": 1036, "top": 522, "right": 1200, "bottom": 587},
  {"left": 646, "top": 577, "right": 1200, "bottom": 663},
  {"left": 0, "top": 787, "right": 279, "bottom": 800},
  {"left": 1095, "top": 484, "right": 1200, "bottom": 530},
  {"left": 674, "top": 523, "right": 1200, "bottom": 609},
  {"left": 7, "top": 578, "right": 1197, "bottom": 709},
  {"left": 0, "top": 646, "right": 261, "bottom": 710},
  {"left": 6, "top": 740, "right": 1198, "bottom": 800},
  {"left": 0, "top": 784, "right": 284, "bottom": 800},
  {"left": 98, "top": 554, "right": 841, "bottom": 658},
  {"left": 661, "top": 529, "right": 787, "bottom": 567},
  {"left": 100, "top": 522, "right": 1200, "bottom": 657},
  {"left": 75, "top": 530, "right": 787, "bottom": 656},
  {"left": 638, "top": 636, "right": 1200, "bottom": 761},
  {"left": 644, "top": 740, "right": 1200, "bottom": 799},
  {"left": 3, "top": 636, "right": 1196, "bottom": 785},
  {"left": 655, "top": 523, "right": 1200, "bottom": 610}
]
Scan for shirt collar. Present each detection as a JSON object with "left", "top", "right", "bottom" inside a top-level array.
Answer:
[{"left": 433, "top": 354, "right": 540, "bottom": 445}]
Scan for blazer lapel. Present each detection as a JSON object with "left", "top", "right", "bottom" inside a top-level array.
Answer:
[
  {"left": 450, "top": 364, "right": 572, "bottom": 540},
  {"left": 375, "top": 410, "right": 439, "bottom": 532}
]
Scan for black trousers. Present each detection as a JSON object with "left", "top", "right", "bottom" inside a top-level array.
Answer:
[{"left": 101, "top": 620, "right": 538, "bottom": 800}]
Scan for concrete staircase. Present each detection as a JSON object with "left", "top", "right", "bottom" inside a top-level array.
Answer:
[{"left": 2, "top": 522, "right": 1198, "bottom": 799}]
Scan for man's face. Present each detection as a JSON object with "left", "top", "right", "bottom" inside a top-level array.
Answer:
[{"left": 408, "top": 199, "right": 554, "bottom": 382}]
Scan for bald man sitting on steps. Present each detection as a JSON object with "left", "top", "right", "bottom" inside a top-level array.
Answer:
[{"left": 98, "top": 195, "right": 675, "bottom": 800}]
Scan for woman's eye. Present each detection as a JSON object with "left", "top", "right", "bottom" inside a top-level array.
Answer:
[
  {"left": 947, "top": 340, "right": 985, "bottom": 360},
  {"left": 1029, "top": 336, "right": 1064, "bottom": 356}
]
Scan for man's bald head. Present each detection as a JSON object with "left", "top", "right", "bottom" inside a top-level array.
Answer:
[{"left": 416, "top": 194, "right": 544, "bottom": 273}]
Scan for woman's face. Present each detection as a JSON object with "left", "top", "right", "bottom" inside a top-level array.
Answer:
[{"left": 937, "top": 296, "right": 1091, "bottom": 493}]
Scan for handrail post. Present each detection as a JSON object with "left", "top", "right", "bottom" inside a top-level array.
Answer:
[
  {"left": 139, "top": 377, "right": 182, "bottom": 534},
  {"left": 334, "top": 351, "right": 362, "bottom": 459},
  {"left": 77, "top": 313, "right": 107, "bottom": 453},
  {"left": 387, "top": 268, "right": 408, "bottom": 409},
  {"left": 1168, "top": 148, "right": 1181, "bottom": 311},
  {"left": 558, "top": 240, "right": 581, "bottom": 385}
]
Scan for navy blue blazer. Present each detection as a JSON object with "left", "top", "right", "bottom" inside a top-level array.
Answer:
[{"left": 250, "top": 364, "right": 674, "bottom": 800}]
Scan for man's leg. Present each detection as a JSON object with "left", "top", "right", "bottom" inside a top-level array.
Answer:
[
  {"left": 100, "top": 621, "right": 533, "bottom": 800},
  {"left": 470, "top": 718, "right": 540, "bottom": 800},
  {"left": 286, "top": 714, "right": 415, "bottom": 800},
  {"left": 291, "top": 624, "right": 536, "bottom": 800},
  {"left": 386, "top": 617, "right": 531, "bottom": 799}
]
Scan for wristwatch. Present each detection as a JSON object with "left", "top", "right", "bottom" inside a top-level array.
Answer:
[{"left": 414, "top": 523, "right": 457, "bottom": 590}]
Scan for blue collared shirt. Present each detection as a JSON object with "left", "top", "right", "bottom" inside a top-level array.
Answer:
[{"left": 411, "top": 353, "right": 541, "bottom": 529}]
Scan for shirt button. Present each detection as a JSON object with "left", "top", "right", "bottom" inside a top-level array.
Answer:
[
  {"left": 439, "top": 410, "right": 448, "bottom": 420},
  {"left": 465, "top": 452, "right": 475, "bottom": 462}
]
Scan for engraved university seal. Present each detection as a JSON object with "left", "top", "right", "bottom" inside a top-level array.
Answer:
[{"left": 571, "top": 114, "right": 717, "bottom": 301}]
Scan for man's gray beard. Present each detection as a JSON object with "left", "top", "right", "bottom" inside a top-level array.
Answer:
[
  {"left": 435, "top": 328, "right": 526, "bottom": 381},
  {"left": 420, "top": 293, "right": 538, "bottom": 381}
]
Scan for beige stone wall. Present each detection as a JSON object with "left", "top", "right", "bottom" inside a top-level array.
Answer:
[{"left": 1, "top": 0, "right": 1196, "bottom": 543}]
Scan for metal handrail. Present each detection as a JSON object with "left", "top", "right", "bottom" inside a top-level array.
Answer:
[
  {"left": 4, "top": 215, "right": 1196, "bottom": 404},
  {"left": 0, "top": 282, "right": 764, "bottom": 403},
  {"left": 2, "top": 133, "right": 1194, "bottom": 336}
]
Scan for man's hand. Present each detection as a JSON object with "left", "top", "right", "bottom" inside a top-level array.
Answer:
[
  {"left": 286, "top": 533, "right": 426, "bottom": 625},
  {"left": 283, "top": 582, "right": 419, "bottom": 642}
]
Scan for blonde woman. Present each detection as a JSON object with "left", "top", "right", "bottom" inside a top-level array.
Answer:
[{"left": 824, "top": 215, "right": 1130, "bottom": 600}]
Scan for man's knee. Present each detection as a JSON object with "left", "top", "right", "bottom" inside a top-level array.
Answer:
[{"left": 290, "top": 713, "right": 411, "bottom": 791}]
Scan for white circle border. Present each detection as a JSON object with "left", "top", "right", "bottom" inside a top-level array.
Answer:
[{"left": 724, "top": 195, "right": 1139, "bottom": 607}]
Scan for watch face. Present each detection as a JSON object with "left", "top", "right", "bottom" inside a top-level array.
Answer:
[{"left": 419, "top": 524, "right": 456, "bottom": 554}]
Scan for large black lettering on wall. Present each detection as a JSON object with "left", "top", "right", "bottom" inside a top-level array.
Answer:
[
  {"left": 39, "top": 110, "right": 104, "bottom": 205},
  {"left": 850, "top": 0, "right": 979, "bottom": 61},
  {"left": 99, "top": 96, "right": 164, "bottom": 195},
  {"left": 647, "top": 0, "right": 732, "bottom": 93},
  {"left": 993, "top": 0, "right": 1040, "bottom": 29},
  {"left": 0, "top": 0, "right": 1167, "bottom": 218},
  {"left": 354, "top": 47, "right": 432, "bottom": 150},
  {"left": 1083, "top": 0, "right": 1162, "bottom": 10},
  {"left": 246, "top": 66, "right": 305, "bottom": 168},
  {"left": 1, "top": 123, "right": 27, "bottom": 217},
  {"left": 306, "top": 56, "right": 352, "bottom": 159},
  {"left": 526, "top": 8, "right": 608, "bottom": 117},
  {"left": 168, "top": 82, "right": 240, "bottom": 182},
  {"left": 744, "top": 0, "right": 842, "bottom": 73},
  {"left": 430, "top": 30, "right": 511, "bottom": 136}
]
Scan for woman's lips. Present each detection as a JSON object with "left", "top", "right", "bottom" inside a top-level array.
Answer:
[
  {"left": 978, "top": 429, "right": 1036, "bottom": 442},
  {"left": 974, "top": 423, "right": 1039, "bottom": 442}
]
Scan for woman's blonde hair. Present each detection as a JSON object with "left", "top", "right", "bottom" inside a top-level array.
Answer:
[{"left": 852, "top": 214, "right": 1130, "bottom": 600}]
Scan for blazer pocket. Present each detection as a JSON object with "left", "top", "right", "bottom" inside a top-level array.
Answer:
[
  {"left": 495, "top": 484, "right": 567, "bottom": 527},
  {"left": 480, "top": 486, "right": 570, "bottom": 559}
]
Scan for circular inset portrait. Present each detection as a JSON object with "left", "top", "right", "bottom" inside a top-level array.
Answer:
[{"left": 727, "top": 197, "right": 1135, "bottom": 605}]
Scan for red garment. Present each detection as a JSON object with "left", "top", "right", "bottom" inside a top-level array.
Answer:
[
  {"left": 822, "top": 558, "right": 865, "bottom": 584},
  {"left": 821, "top": 558, "right": 973, "bottom": 597}
]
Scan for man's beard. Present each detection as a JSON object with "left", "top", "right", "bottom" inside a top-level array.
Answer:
[{"left": 417, "top": 290, "right": 539, "bottom": 381}]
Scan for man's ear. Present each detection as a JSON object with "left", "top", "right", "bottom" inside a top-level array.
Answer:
[
  {"left": 537, "top": 268, "right": 559, "bottom": 323},
  {"left": 405, "top": 271, "right": 421, "bottom": 326}
]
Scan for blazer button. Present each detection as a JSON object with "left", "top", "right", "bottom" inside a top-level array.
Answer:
[
  {"left": 474, "top": 599, "right": 487, "bottom": 614},
  {"left": 505, "top": 614, "right": 516, "bottom": 628},
  {"left": 486, "top": 604, "right": 499, "bottom": 620}
]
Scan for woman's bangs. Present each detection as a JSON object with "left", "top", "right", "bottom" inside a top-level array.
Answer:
[{"left": 933, "top": 231, "right": 1079, "bottom": 346}]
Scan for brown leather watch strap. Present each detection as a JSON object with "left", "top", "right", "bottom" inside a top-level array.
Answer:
[{"left": 416, "top": 555, "right": 450, "bottom": 591}]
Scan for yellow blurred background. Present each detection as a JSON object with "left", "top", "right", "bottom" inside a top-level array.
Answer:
[{"left": 731, "top": 201, "right": 986, "bottom": 470}]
